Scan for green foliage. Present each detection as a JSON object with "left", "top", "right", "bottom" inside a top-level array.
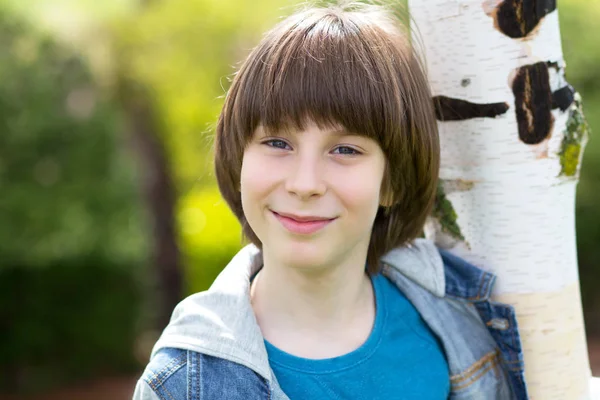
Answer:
[
  {"left": 178, "top": 186, "right": 243, "bottom": 293},
  {"left": 0, "top": 10, "right": 147, "bottom": 393},
  {"left": 559, "top": 0, "right": 600, "bottom": 330},
  {"left": 560, "top": 0, "right": 600, "bottom": 95},
  {"left": 0, "top": 13, "right": 147, "bottom": 268},
  {"left": 0, "top": 257, "right": 142, "bottom": 393},
  {"left": 113, "top": 0, "right": 298, "bottom": 189},
  {"left": 111, "top": 0, "right": 299, "bottom": 290}
]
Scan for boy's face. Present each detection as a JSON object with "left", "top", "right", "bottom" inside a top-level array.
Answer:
[{"left": 240, "top": 120, "right": 387, "bottom": 271}]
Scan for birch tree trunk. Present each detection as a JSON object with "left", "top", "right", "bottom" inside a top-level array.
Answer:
[{"left": 408, "top": 1, "right": 591, "bottom": 398}]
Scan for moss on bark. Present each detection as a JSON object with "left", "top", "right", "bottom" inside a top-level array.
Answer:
[
  {"left": 559, "top": 94, "right": 590, "bottom": 177},
  {"left": 433, "top": 183, "right": 465, "bottom": 241}
]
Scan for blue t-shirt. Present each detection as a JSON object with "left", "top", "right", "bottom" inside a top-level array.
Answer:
[{"left": 265, "top": 273, "right": 450, "bottom": 399}]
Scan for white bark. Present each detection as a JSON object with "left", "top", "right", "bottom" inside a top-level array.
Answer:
[{"left": 409, "top": 1, "right": 591, "bottom": 398}]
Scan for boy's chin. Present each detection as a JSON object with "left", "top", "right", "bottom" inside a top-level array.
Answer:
[{"left": 273, "top": 245, "right": 334, "bottom": 272}]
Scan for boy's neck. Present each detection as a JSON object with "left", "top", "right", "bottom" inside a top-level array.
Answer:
[{"left": 250, "top": 250, "right": 376, "bottom": 358}]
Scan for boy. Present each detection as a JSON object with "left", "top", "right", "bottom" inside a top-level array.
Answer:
[{"left": 133, "top": 2, "right": 528, "bottom": 399}]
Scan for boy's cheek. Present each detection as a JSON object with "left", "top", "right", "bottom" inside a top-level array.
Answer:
[
  {"left": 242, "top": 149, "right": 278, "bottom": 173},
  {"left": 241, "top": 155, "right": 269, "bottom": 183}
]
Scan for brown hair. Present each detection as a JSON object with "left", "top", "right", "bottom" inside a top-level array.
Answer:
[{"left": 214, "top": 2, "right": 439, "bottom": 274}]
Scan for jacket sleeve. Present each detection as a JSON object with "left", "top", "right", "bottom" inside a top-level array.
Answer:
[{"left": 132, "top": 379, "right": 162, "bottom": 400}]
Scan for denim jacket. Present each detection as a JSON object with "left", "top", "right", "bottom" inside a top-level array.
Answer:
[{"left": 133, "top": 239, "right": 528, "bottom": 399}]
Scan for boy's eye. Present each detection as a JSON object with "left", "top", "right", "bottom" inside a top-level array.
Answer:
[
  {"left": 264, "top": 139, "right": 291, "bottom": 150},
  {"left": 262, "top": 140, "right": 361, "bottom": 155},
  {"left": 332, "top": 146, "right": 361, "bottom": 155}
]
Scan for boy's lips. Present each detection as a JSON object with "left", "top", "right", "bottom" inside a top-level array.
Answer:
[{"left": 271, "top": 211, "right": 336, "bottom": 234}]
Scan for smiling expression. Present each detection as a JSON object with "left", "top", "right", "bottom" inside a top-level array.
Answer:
[{"left": 240, "top": 120, "right": 388, "bottom": 271}]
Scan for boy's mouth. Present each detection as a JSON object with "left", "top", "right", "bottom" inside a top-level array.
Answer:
[{"left": 270, "top": 211, "right": 336, "bottom": 235}]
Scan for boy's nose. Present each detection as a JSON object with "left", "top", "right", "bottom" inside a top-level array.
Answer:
[{"left": 284, "top": 155, "right": 327, "bottom": 200}]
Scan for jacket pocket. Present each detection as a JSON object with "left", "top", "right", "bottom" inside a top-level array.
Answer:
[{"left": 449, "top": 350, "right": 513, "bottom": 400}]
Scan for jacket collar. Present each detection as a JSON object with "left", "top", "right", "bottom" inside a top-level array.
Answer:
[
  {"left": 438, "top": 248, "right": 496, "bottom": 302},
  {"left": 151, "top": 245, "right": 273, "bottom": 381},
  {"left": 151, "top": 239, "right": 496, "bottom": 386},
  {"left": 381, "top": 239, "right": 496, "bottom": 302},
  {"left": 380, "top": 238, "right": 446, "bottom": 297}
]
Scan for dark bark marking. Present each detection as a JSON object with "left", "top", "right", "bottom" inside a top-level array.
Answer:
[
  {"left": 545, "top": 61, "right": 576, "bottom": 111},
  {"left": 512, "top": 62, "right": 554, "bottom": 144},
  {"left": 552, "top": 84, "right": 575, "bottom": 111},
  {"left": 433, "top": 95, "right": 509, "bottom": 121},
  {"left": 493, "top": 0, "right": 557, "bottom": 38}
]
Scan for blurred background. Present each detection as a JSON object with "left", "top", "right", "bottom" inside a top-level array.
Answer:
[{"left": 0, "top": 0, "right": 598, "bottom": 398}]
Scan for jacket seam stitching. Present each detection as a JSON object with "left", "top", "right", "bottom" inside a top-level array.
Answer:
[
  {"left": 198, "top": 352, "right": 202, "bottom": 400},
  {"left": 450, "top": 349, "right": 499, "bottom": 384},
  {"left": 145, "top": 352, "right": 187, "bottom": 388},
  {"left": 162, "top": 387, "right": 177, "bottom": 400},
  {"left": 475, "top": 273, "right": 486, "bottom": 299},
  {"left": 448, "top": 272, "right": 495, "bottom": 301},
  {"left": 511, "top": 316, "right": 519, "bottom": 354},
  {"left": 145, "top": 378, "right": 177, "bottom": 400},
  {"left": 186, "top": 351, "right": 192, "bottom": 400},
  {"left": 452, "top": 357, "right": 499, "bottom": 391},
  {"left": 155, "top": 341, "right": 270, "bottom": 383}
]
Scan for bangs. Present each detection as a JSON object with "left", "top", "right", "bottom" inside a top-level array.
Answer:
[{"left": 236, "top": 8, "right": 409, "bottom": 148}]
